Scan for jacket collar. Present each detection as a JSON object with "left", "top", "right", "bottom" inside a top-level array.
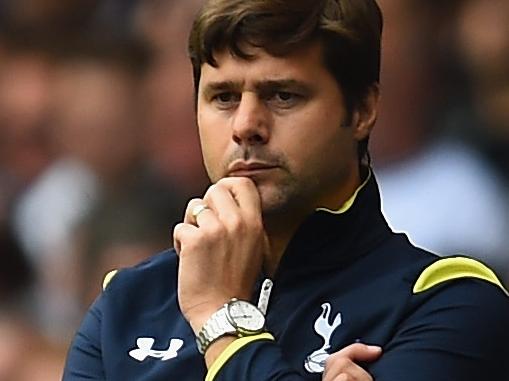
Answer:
[{"left": 274, "top": 169, "right": 392, "bottom": 277}]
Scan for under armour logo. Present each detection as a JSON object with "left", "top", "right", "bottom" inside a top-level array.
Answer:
[
  {"left": 304, "top": 303, "right": 342, "bottom": 373},
  {"left": 129, "top": 337, "right": 184, "bottom": 362}
]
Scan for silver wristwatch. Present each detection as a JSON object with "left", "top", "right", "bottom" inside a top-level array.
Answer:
[{"left": 196, "top": 298, "right": 266, "bottom": 354}]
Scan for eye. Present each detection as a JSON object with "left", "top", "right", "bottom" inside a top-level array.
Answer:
[
  {"left": 212, "top": 92, "right": 240, "bottom": 109},
  {"left": 267, "top": 91, "right": 302, "bottom": 108},
  {"left": 218, "top": 93, "right": 233, "bottom": 102},
  {"left": 276, "top": 92, "right": 294, "bottom": 101}
]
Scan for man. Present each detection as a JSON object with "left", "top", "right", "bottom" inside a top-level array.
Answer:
[{"left": 63, "top": 1, "right": 509, "bottom": 380}]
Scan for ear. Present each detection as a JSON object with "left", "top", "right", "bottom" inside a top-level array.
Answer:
[{"left": 351, "top": 84, "right": 380, "bottom": 142}]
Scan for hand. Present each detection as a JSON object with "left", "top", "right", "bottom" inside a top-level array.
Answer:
[
  {"left": 173, "top": 177, "right": 269, "bottom": 333},
  {"left": 322, "top": 343, "right": 382, "bottom": 381}
]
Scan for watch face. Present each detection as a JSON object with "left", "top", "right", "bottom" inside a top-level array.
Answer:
[{"left": 227, "top": 300, "right": 265, "bottom": 333}]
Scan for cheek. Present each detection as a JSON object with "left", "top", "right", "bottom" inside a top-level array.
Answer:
[
  {"left": 283, "top": 106, "right": 349, "bottom": 154},
  {"left": 197, "top": 110, "right": 230, "bottom": 180},
  {"left": 281, "top": 111, "right": 355, "bottom": 179}
]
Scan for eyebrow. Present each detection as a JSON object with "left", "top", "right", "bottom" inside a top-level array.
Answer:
[
  {"left": 203, "top": 81, "right": 243, "bottom": 98},
  {"left": 255, "top": 80, "right": 312, "bottom": 95},
  {"left": 201, "top": 79, "right": 313, "bottom": 98}
]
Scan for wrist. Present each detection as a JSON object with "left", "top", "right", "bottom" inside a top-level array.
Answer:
[
  {"left": 194, "top": 298, "right": 266, "bottom": 355},
  {"left": 185, "top": 301, "right": 228, "bottom": 335}
]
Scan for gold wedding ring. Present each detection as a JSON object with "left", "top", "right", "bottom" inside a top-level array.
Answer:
[{"left": 191, "top": 204, "right": 209, "bottom": 221}]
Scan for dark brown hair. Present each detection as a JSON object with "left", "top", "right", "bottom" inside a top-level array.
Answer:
[{"left": 188, "top": 0, "right": 383, "bottom": 160}]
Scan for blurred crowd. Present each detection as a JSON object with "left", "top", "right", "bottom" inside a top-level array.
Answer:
[{"left": 0, "top": 0, "right": 508, "bottom": 379}]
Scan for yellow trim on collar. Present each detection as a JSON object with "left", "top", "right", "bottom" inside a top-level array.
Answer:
[
  {"left": 316, "top": 170, "right": 372, "bottom": 214},
  {"left": 413, "top": 257, "right": 509, "bottom": 296},
  {"left": 102, "top": 269, "right": 118, "bottom": 291},
  {"left": 205, "top": 332, "right": 275, "bottom": 381}
]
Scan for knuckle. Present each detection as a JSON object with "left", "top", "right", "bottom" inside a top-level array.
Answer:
[
  {"left": 203, "top": 219, "right": 225, "bottom": 237},
  {"left": 187, "top": 197, "right": 203, "bottom": 207},
  {"left": 183, "top": 238, "right": 199, "bottom": 252},
  {"left": 173, "top": 223, "right": 182, "bottom": 234},
  {"left": 226, "top": 214, "right": 243, "bottom": 230},
  {"left": 215, "top": 177, "right": 233, "bottom": 187},
  {"left": 250, "top": 217, "right": 264, "bottom": 232},
  {"left": 220, "top": 176, "right": 251, "bottom": 188},
  {"left": 325, "top": 353, "right": 337, "bottom": 366},
  {"left": 204, "top": 183, "right": 220, "bottom": 198},
  {"left": 335, "top": 357, "right": 351, "bottom": 369},
  {"left": 186, "top": 198, "right": 204, "bottom": 216},
  {"left": 235, "top": 176, "right": 251, "bottom": 186},
  {"left": 173, "top": 222, "right": 184, "bottom": 233},
  {"left": 237, "top": 176, "right": 256, "bottom": 190},
  {"left": 172, "top": 223, "right": 187, "bottom": 239}
]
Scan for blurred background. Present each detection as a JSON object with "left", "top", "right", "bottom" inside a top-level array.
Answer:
[{"left": 0, "top": 0, "right": 508, "bottom": 379}]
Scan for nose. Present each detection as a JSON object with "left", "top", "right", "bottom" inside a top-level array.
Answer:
[{"left": 231, "top": 92, "right": 270, "bottom": 146}]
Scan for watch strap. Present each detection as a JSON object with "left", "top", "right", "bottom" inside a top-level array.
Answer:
[
  {"left": 195, "top": 299, "right": 267, "bottom": 355},
  {"left": 196, "top": 306, "right": 236, "bottom": 354}
]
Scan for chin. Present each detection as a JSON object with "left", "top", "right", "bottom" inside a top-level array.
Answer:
[
  {"left": 259, "top": 189, "right": 299, "bottom": 219},
  {"left": 256, "top": 178, "right": 311, "bottom": 218},
  {"left": 259, "top": 197, "right": 282, "bottom": 216}
]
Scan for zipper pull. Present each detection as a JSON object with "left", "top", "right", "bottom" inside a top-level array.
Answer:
[{"left": 257, "top": 278, "right": 273, "bottom": 316}]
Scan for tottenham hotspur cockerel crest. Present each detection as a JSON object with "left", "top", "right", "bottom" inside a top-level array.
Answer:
[{"left": 304, "top": 303, "right": 342, "bottom": 373}]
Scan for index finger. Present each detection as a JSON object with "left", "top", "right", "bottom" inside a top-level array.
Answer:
[
  {"left": 213, "top": 177, "right": 262, "bottom": 219},
  {"left": 328, "top": 343, "right": 382, "bottom": 364}
]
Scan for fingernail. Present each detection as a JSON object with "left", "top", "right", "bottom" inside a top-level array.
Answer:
[{"left": 367, "top": 345, "right": 382, "bottom": 352}]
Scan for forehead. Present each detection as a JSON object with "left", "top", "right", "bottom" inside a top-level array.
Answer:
[{"left": 199, "top": 41, "right": 333, "bottom": 87}]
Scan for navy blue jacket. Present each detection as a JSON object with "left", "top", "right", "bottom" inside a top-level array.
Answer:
[{"left": 63, "top": 174, "right": 509, "bottom": 380}]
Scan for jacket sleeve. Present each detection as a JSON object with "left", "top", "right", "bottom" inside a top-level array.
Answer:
[
  {"left": 206, "top": 336, "right": 309, "bottom": 381},
  {"left": 62, "top": 292, "right": 106, "bottom": 380},
  {"left": 369, "top": 279, "right": 509, "bottom": 381},
  {"left": 210, "top": 279, "right": 509, "bottom": 381}
]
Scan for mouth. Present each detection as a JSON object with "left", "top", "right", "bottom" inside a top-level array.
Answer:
[{"left": 227, "top": 161, "right": 279, "bottom": 178}]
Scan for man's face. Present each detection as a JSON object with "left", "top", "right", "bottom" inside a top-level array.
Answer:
[{"left": 197, "top": 42, "right": 360, "bottom": 217}]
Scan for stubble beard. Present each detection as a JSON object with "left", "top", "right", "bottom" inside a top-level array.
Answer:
[
  {"left": 256, "top": 173, "right": 317, "bottom": 226},
  {"left": 209, "top": 147, "right": 319, "bottom": 225}
]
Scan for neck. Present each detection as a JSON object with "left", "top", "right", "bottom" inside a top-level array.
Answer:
[
  {"left": 262, "top": 213, "right": 305, "bottom": 277},
  {"left": 262, "top": 164, "right": 362, "bottom": 277}
]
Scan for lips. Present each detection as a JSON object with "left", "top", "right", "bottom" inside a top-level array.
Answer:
[{"left": 227, "top": 161, "right": 279, "bottom": 177}]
